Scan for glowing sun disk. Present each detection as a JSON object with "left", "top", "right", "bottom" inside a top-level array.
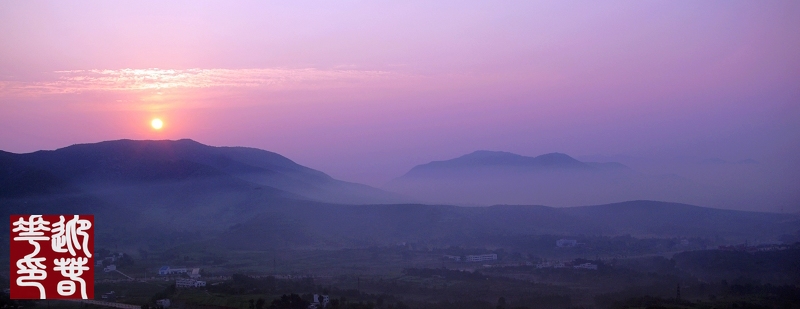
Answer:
[{"left": 151, "top": 118, "right": 163, "bottom": 130}]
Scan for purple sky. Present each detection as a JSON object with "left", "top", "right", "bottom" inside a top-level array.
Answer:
[{"left": 1, "top": 1, "right": 798, "bottom": 197}]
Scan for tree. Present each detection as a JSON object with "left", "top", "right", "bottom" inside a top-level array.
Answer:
[
  {"left": 118, "top": 253, "right": 135, "bottom": 268},
  {"left": 269, "top": 294, "right": 309, "bottom": 309},
  {"left": 497, "top": 297, "right": 506, "bottom": 309}
]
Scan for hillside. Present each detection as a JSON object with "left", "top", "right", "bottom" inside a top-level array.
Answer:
[
  {"left": 385, "top": 151, "right": 716, "bottom": 207},
  {"left": 219, "top": 200, "right": 800, "bottom": 250},
  {"left": 2, "top": 142, "right": 797, "bottom": 252},
  {"left": 0, "top": 139, "right": 406, "bottom": 205}
]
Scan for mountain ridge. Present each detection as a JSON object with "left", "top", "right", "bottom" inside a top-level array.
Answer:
[
  {"left": 2, "top": 141, "right": 797, "bottom": 251},
  {"left": 403, "top": 151, "right": 596, "bottom": 178},
  {"left": 385, "top": 150, "right": 713, "bottom": 207},
  {"left": 0, "top": 139, "right": 407, "bottom": 205}
]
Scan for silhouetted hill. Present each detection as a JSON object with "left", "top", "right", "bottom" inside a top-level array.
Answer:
[
  {"left": 2, "top": 142, "right": 797, "bottom": 252},
  {"left": 385, "top": 151, "right": 716, "bottom": 207},
  {"left": 560, "top": 201, "right": 797, "bottom": 239},
  {"left": 0, "top": 139, "right": 406, "bottom": 204},
  {"left": 0, "top": 150, "right": 76, "bottom": 197},
  {"left": 673, "top": 247, "right": 800, "bottom": 284},
  {"left": 0, "top": 139, "right": 409, "bottom": 244}
]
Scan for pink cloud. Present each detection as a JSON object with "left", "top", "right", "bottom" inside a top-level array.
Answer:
[{"left": 0, "top": 68, "right": 400, "bottom": 96}]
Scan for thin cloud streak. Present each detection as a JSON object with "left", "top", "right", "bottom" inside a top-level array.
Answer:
[{"left": 0, "top": 68, "right": 399, "bottom": 96}]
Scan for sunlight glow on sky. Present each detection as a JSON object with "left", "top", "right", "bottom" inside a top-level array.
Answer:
[{"left": 0, "top": 1, "right": 798, "bottom": 196}]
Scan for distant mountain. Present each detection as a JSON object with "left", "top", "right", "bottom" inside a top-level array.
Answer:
[
  {"left": 403, "top": 151, "right": 594, "bottom": 178},
  {"left": 2, "top": 142, "right": 797, "bottom": 251},
  {"left": 385, "top": 151, "right": 714, "bottom": 207}
]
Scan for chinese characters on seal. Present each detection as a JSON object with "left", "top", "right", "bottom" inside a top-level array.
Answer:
[{"left": 10, "top": 215, "right": 94, "bottom": 299}]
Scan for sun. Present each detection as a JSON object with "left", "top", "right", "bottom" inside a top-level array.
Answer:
[{"left": 151, "top": 118, "right": 164, "bottom": 130}]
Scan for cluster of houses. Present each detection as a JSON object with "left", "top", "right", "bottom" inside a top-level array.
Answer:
[
  {"left": 718, "top": 243, "right": 791, "bottom": 252},
  {"left": 535, "top": 261, "right": 598, "bottom": 270},
  {"left": 176, "top": 278, "right": 207, "bottom": 288},
  {"left": 101, "top": 291, "right": 117, "bottom": 301},
  {"left": 443, "top": 253, "right": 498, "bottom": 262},
  {"left": 442, "top": 251, "right": 599, "bottom": 271},
  {"left": 97, "top": 252, "right": 126, "bottom": 273}
]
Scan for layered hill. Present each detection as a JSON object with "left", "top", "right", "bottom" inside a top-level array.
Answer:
[
  {"left": 385, "top": 151, "right": 715, "bottom": 207},
  {"left": 0, "top": 139, "right": 405, "bottom": 204},
  {"left": 2, "top": 142, "right": 797, "bottom": 251},
  {"left": 217, "top": 200, "right": 800, "bottom": 250},
  {"left": 0, "top": 139, "right": 409, "bottom": 237}
]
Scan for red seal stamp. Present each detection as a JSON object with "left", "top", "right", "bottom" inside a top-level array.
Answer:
[{"left": 9, "top": 215, "right": 94, "bottom": 299}]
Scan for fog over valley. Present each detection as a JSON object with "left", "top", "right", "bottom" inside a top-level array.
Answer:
[{"left": 1, "top": 1, "right": 799, "bottom": 308}]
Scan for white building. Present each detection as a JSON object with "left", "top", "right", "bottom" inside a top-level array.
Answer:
[
  {"left": 176, "top": 278, "right": 206, "bottom": 288},
  {"left": 465, "top": 254, "right": 497, "bottom": 262},
  {"left": 169, "top": 266, "right": 187, "bottom": 274},
  {"left": 535, "top": 262, "right": 552, "bottom": 269},
  {"left": 189, "top": 268, "right": 201, "bottom": 279},
  {"left": 156, "top": 299, "right": 171, "bottom": 308},
  {"left": 556, "top": 239, "right": 577, "bottom": 247},
  {"left": 158, "top": 266, "right": 189, "bottom": 275},
  {"left": 573, "top": 263, "right": 598, "bottom": 270},
  {"left": 103, "top": 265, "right": 117, "bottom": 272},
  {"left": 310, "top": 294, "right": 330, "bottom": 309}
]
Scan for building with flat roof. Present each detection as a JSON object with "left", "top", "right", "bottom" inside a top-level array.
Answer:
[
  {"left": 465, "top": 254, "right": 497, "bottom": 262},
  {"left": 176, "top": 278, "right": 206, "bottom": 288},
  {"left": 158, "top": 266, "right": 189, "bottom": 275}
]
